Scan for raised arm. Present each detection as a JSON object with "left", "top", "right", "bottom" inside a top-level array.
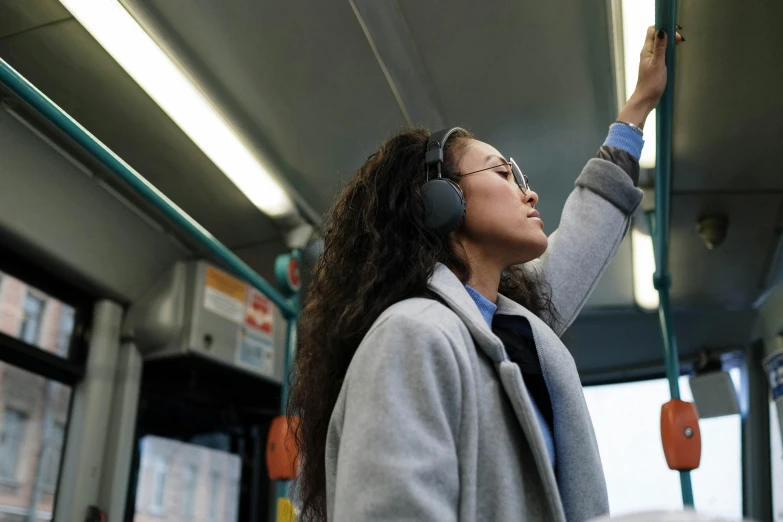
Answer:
[
  {"left": 527, "top": 154, "right": 642, "bottom": 335},
  {"left": 527, "top": 25, "right": 683, "bottom": 335}
]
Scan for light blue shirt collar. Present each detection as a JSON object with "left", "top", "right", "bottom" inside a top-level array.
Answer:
[{"left": 464, "top": 285, "right": 497, "bottom": 328}]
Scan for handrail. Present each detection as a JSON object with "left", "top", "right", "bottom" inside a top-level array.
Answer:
[
  {"left": 654, "top": 0, "right": 694, "bottom": 506},
  {"left": 0, "top": 58, "right": 297, "bottom": 319}
]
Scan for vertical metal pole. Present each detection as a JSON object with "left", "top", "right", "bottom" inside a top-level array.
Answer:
[
  {"left": 250, "top": 425, "right": 264, "bottom": 521},
  {"left": 53, "top": 300, "right": 124, "bottom": 522},
  {"left": 741, "top": 341, "right": 773, "bottom": 520},
  {"left": 654, "top": 0, "right": 694, "bottom": 507},
  {"left": 273, "top": 249, "right": 302, "bottom": 521},
  {"left": 274, "top": 317, "right": 298, "bottom": 506},
  {"left": 98, "top": 341, "right": 144, "bottom": 522}
]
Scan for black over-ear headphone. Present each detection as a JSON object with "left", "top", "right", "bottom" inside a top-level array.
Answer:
[{"left": 422, "top": 127, "right": 467, "bottom": 234}]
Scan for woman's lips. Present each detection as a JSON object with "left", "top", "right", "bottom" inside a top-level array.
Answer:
[{"left": 528, "top": 209, "right": 544, "bottom": 227}]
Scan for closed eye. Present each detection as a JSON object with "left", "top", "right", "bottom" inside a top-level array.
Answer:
[{"left": 496, "top": 168, "right": 511, "bottom": 179}]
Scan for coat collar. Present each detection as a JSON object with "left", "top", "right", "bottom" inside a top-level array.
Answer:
[
  {"left": 428, "top": 263, "right": 546, "bottom": 347},
  {"left": 427, "top": 263, "right": 509, "bottom": 362}
]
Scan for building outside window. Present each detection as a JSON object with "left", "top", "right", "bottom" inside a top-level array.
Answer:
[
  {"left": 225, "top": 478, "right": 239, "bottom": 522},
  {"left": 150, "top": 456, "right": 168, "bottom": 514},
  {"left": 55, "top": 306, "right": 75, "bottom": 357},
  {"left": 208, "top": 471, "right": 220, "bottom": 520},
  {"left": 20, "top": 293, "right": 45, "bottom": 346},
  {"left": 182, "top": 463, "right": 198, "bottom": 518},
  {"left": 0, "top": 272, "right": 77, "bottom": 521},
  {"left": 43, "top": 421, "right": 66, "bottom": 489},
  {"left": 0, "top": 407, "right": 27, "bottom": 481},
  {"left": 134, "top": 436, "right": 242, "bottom": 522}
]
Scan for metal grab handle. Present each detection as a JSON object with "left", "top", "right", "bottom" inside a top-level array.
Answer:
[{"left": 653, "top": 0, "right": 696, "bottom": 507}]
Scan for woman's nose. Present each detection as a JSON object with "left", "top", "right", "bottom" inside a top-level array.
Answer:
[{"left": 523, "top": 188, "right": 539, "bottom": 207}]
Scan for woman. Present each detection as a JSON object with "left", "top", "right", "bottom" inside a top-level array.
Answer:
[{"left": 289, "top": 26, "right": 682, "bottom": 522}]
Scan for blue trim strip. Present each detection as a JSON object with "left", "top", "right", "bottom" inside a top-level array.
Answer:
[{"left": 0, "top": 58, "right": 297, "bottom": 319}]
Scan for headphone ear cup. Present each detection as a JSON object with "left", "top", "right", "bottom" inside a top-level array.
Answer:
[{"left": 421, "top": 179, "right": 466, "bottom": 234}]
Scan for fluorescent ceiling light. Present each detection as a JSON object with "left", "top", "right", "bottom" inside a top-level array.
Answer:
[
  {"left": 59, "top": 0, "right": 295, "bottom": 218},
  {"left": 632, "top": 227, "right": 659, "bottom": 310},
  {"left": 620, "top": 0, "right": 656, "bottom": 169}
]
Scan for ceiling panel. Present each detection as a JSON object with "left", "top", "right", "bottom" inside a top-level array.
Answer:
[
  {"left": 672, "top": 1, "right": 783, "bottom": 192},
  {"left": 0, "top": 20, "right": 280, "bottom": 250},
  {"left": 668, "top": 193, "right": 781, "bottom": 307},
  {"left": 0, "top": 0, "right": 70, "bottom": 39},
  {"left": 125, "top": 0, "right": 409, "bottom": 215}
]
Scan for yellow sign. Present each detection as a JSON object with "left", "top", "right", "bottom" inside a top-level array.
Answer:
[
  {"left": 203, "top": 266, "right": 246, "bottom": 324},
  {"left": 205, "top": 266, "right": 246, "bottom": 300},
  {"left": 277, "top": 498, "right": 296, "bottom": 522}
]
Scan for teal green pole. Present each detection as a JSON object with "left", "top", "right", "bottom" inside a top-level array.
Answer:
[
  {"left": 275, "top": 249, "right": 302, "bottom": 516},
  {"left": 278, "top": 249, "right": 302, "bottom": 412},
  {"left": 275, "top": 316, "right": 298, "bottom": 503},
  {"left": 0, "top": 58, "right": 297, "bottom": 319},
  {"left": 654, "top": 0, "right": 694, "bottom": 507}
]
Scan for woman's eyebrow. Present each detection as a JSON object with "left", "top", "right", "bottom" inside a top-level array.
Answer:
[{"left": 485, "top": 154, "right": 509, "bottom": 165}]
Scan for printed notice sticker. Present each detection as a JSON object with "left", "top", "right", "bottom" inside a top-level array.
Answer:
[
  {"left": 245, "top": 287, "right": 275, "bottom": 339},
  {"left": 203, "top": 266, "right": 246, "bottom": 324},
  {"left": 236, "top": 327, "right": 275, "bottom": 376}
]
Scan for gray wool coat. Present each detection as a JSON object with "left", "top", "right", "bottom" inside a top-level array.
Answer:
[{"left": 325, "top": 158, "right": 643, "bottom": 521}]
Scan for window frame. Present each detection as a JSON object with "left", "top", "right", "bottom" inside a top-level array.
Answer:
[
  {"left": 583, "top": 369, "right": 745, "bottom": 516},
  {"left": 0, "top": 244, "right": 94, "bottom": 386}
]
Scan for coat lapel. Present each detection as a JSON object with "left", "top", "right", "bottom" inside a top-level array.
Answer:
[
  {"left": 496, "top": 294, "right": 609, "bottom": 522},
  {"left": 428, "top": 264, "right": 564, "bottom": 518}
]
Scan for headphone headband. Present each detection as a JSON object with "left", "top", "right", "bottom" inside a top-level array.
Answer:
[{"left": 425, "top": 127, "right": 467, "bottom": 177}]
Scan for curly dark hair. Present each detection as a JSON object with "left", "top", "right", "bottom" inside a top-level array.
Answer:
[{"left": 287, "top": 127, "right": 557, "bottom": 521}]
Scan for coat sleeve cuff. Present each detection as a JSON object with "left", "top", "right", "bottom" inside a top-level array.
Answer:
[{"left": 575, "top": 158, "right": 644, "bottom": 215}]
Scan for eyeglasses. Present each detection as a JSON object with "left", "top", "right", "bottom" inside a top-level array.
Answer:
[{"left": 462, "top": 157, "right": 530, "bottom": 194}]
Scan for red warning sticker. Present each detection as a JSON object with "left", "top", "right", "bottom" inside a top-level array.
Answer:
[{"left": 245, "top": 287, "right": 275, "bottom": 338}]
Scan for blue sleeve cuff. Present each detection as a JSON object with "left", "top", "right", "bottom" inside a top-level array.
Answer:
[{"left": 603, "top": 123, "right": 644, "bottom": 160}]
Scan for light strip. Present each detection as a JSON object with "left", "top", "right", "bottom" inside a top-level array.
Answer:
[
  {"left": 59, "top": 0, "right": 295, "bottom": 217},
  {"left": 620, "top": 0, "right": 656, "bottom": 169},
  {"left": 632, "top": 227, "right": 659, "bottom": 310}
]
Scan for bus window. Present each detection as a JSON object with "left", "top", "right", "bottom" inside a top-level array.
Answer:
[
  {"left": 0, "top": 362, "right": 72, "bottom": 521},
  {"left": 0, "top": 270, "right": 76, "bottom": 358},
  {"left": 583, "top": 370, "right": 742, "bottom": 517},
  {"left": 134, "top": 435, "right": 241, "bottom": 522}
]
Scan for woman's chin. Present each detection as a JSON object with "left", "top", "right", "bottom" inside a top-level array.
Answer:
[
  {"left": 509, "top": 236, "right": 548, "bottom": 265},
  {"left": 530, "top": 233, "right": 549, "bottom": 259}
]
